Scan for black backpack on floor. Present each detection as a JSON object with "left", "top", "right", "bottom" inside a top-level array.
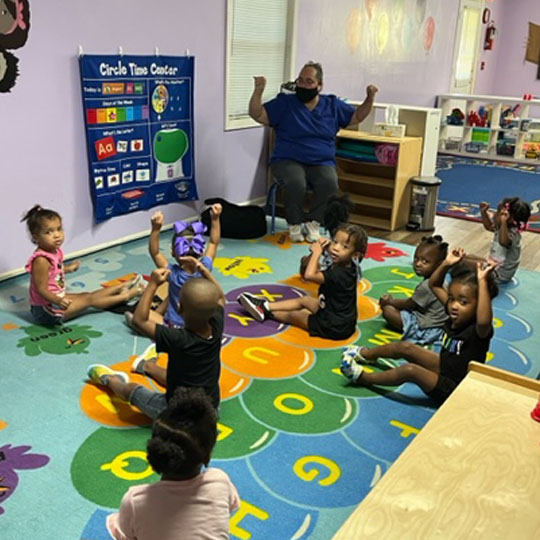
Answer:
[{"left": 201, "top": 197, "right": 267, "bottom": 239}]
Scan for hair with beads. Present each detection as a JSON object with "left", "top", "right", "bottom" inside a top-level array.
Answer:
[{"left": 146, "top": 387, "right": 217, "bottom": 477}]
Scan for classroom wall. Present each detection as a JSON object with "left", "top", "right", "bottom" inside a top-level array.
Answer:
[
  {"left": 0, "top": 0, "right": 269, "bottom": 277},
  {"left": 1, "top": 0, "right": 464, "bottom": 278},
  {"left": 295, "top": 0, "right": 460, "bottom": 108},
  {"left": 489, "top": 0, "right": 540, "bottom": 98}
]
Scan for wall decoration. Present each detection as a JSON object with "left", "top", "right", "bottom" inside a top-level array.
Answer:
[
  {"left": 424, "top": 16, "right": 436, "bottom": 52},
  {"left": 346, "top": 8, "right": 363, "bottom": 53},
  {"left": 79, "top": 54, "right": 198, "bottom": 222},
  {"left": 0, "top": 0, "right": 31, "bottom": 93},
  {"left": 526, "top": 21, "right": 540, "bottom": 65}
]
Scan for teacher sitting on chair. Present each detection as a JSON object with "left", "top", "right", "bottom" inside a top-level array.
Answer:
[{"left": 249, "top": 61, "right": 378, "bottom": 242}]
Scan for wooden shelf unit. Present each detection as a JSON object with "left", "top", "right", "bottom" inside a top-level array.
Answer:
[{"left": 336, "top": 130, "right": 422, "bottom": 231}]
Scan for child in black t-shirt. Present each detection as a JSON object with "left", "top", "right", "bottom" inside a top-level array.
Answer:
[
  {"left": 341, "top": 247, "right": 499, "bottom": 404},
  {"left": 86, "top": 258, "right": 225, "bottom": 418},
  {"left": 238, "top": 223, "right": 367, "bottom": 340}
]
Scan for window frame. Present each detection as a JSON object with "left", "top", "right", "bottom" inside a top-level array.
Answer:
[{"left": 224, "top": 0, "right": 298, "bottom": 131}]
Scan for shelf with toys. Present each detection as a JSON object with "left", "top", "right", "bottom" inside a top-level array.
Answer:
[{"left": 437, "top": 93, "right": 540, "bottom": 163}]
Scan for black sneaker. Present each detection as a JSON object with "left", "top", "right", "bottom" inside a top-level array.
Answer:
[{"left": 237, "top": 292, "right": 270, "bottom": 322}]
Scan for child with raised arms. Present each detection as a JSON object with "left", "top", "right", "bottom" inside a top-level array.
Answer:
[
  {"left": 87, "top": 258, "right": 225, "bottom": 419},
  {"left": 106, "top": 387, "right": 239, "bottom": 540},
  {"left": 126, "top": 203, "right": 222, "bottom": 331},
  {"left": 238, "top": 222, "right": 367, "bottom": 340},
  {"left": 341, "top": 247, "right": 498, "bottom": 404},
  {"left": 479, "top": 196, "right": 531, "bottom": 283},
  {"left": 22, "top": 205, "right": 145, "bottom": 326}
]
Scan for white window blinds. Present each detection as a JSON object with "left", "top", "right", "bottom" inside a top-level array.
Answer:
[{"left": 226, "top": 0, "right": 296, "bottom": 129}]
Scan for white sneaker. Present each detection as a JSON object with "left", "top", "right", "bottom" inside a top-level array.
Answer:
[
  {"left": 288, "top": 224, "right": 304, "bottom": 243},
  {"left": 303, "top": 221, "right": 321, "bottom": 243}
]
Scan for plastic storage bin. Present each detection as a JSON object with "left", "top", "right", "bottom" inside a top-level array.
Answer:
[{"left": 406, "top": 176, "right": 442, "bottom": 232}]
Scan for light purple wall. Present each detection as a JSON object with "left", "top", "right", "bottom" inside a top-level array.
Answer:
[
  {"left": 1, "top": 0, "right": 268, "bottom": 276},
  {"left": 1, "top": 0, "right": 464, "bottom": 277},
  {"left": 487, "top": 0, "right": 540, "bottom": 98},
  {"left": 295, "top": 0, "right": 460, "bottom": 108},
  {"left": 474, "top": 0, "right": 505, "bottom": 95}
]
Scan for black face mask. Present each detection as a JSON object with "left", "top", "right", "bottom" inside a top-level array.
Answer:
[{"left": 295, "top": 86, "right": 319, "bottom": 103}]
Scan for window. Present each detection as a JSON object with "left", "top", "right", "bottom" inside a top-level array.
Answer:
[{"left": 225, "top": 0, "right": 297, "bottom": 130}]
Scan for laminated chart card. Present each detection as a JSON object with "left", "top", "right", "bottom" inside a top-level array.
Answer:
[{"left": 79, "top": 55, "right": 197, "bottom": 222}]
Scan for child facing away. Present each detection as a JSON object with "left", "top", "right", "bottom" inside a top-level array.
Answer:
[
  {"left": 377, "top": 235, "right": 449, "bottom": 345},
  {"left": 107, "top": 386, "right": 239, "bottom": 540},
  {"left": 22, "top": 205, "right": 145, "bottom": 326},
  {"left": 127, "top": 203, "right": 222, "bottom": 331},
  {"left": 479, "top": 196, "right": 531, "bottom": 283},
  {"left": 238, "top": 222, "right": 367, "bottom": 340},
  {"left": 341, "top": 247, "right": 498, "bottom": 405},
  {"left": 87, "top": 259, "right": 225, "bottom": 419}
]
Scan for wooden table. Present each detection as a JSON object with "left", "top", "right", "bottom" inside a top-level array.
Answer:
[{"left": 333, "top": 362, "right": 540, "bottom": 539}]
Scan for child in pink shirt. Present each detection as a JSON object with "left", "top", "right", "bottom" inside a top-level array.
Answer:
[
  {"left": 107, "top": 387, "right": 240, "bottom": 540},
  {"left": 22, "top": 205, "right": 145, "bottom": 325}
]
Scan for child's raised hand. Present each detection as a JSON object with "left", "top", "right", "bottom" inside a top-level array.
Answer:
[
  {"left": 499, "top": 208, "right": 510, "bottom": 223},
  {"left": 150, "top": 267, "right": 170, "bottom": 285},
  {"left": 210, "top": 203, "right": 222, "bottom": 218},
  {"left": 379, "top": 294, "right": 393, "bottom": 307},
  {"left": 477, "top": 259, "right": 497, "bottom": 281},
  {"left": 151, "top": 211, "right": 163, "bottom": 231},
  {"left": 479, "top": 201, "right": 490, "bottom": 213},
  {"left": 312, "top": 238, "right": 329, "bottom": 253},
  {"left": 446, "top": 246, "right": 465, "bottom": 266}
]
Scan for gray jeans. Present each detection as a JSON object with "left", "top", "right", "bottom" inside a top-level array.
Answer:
[{"left": 270, "top": 160, "right": 338, "bottom": 225}]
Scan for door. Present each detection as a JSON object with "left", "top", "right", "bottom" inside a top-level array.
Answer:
[{"left": 450, "top": 0, "right": 484, "bottom": 94}]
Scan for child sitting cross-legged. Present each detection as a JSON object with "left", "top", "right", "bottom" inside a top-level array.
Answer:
[
  {"left": 106, "top": 387, "right": 240, "bottom": 540},
  {"left": 377, "top": 235, "right": 448, "bottom": 345},
  {"left": 341, "top": 247, "right": 498, "bottom": 404},
  {"left": 87, "top": 259, "right": 225, "bottom": 418}
]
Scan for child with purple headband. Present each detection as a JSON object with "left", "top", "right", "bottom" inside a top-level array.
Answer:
[{"left": 125, "top": 204, "right": 222, "bottom": 333}]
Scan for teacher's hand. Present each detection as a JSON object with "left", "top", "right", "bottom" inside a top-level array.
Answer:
[
  {"left": 366, "top": 84, "right": 378, "bottom": 100},
  {"left": 253, "top": 76, "right": 267, "bottom": 92}
]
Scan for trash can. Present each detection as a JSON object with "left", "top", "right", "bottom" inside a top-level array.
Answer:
[{"left": 406, "top": 176, "right": 442, "bottom": 232}]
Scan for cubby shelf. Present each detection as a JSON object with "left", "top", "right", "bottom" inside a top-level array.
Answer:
[
  {"left": 336, "top": 130, "right": 422, "bottom": 231},
  {"left": 437, "top": 93, "right": 540, "bottom": 162}
]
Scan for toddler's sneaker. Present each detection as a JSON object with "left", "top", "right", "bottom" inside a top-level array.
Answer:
[
  {"left": 87, "top": 364, "right": 129, "bottom": 385},
  {"left": 132, "top": 343, "right": 158, "bottom": 374},
  {"left": 237, "top": 292, "right": 271, "bottom": 322},
  {"left": 342, "top": 344, "right": 375, "bottom": 364},
  {"left": 340, "top": 358, "right": 363, "bottom": 383},
  {"left": 289, "top": 224, "right": 304, "bottom": 243},
  {"left": 303, "top": 220, "right": 321, "bottom": 243}
]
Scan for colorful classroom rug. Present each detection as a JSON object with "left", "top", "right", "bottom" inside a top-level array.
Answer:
[
  {"left": 1, "top": 218, "right": 540, "bottom": 540},
  {"left": 436, "top": 154, "right": 540, "bottom": 232}
]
